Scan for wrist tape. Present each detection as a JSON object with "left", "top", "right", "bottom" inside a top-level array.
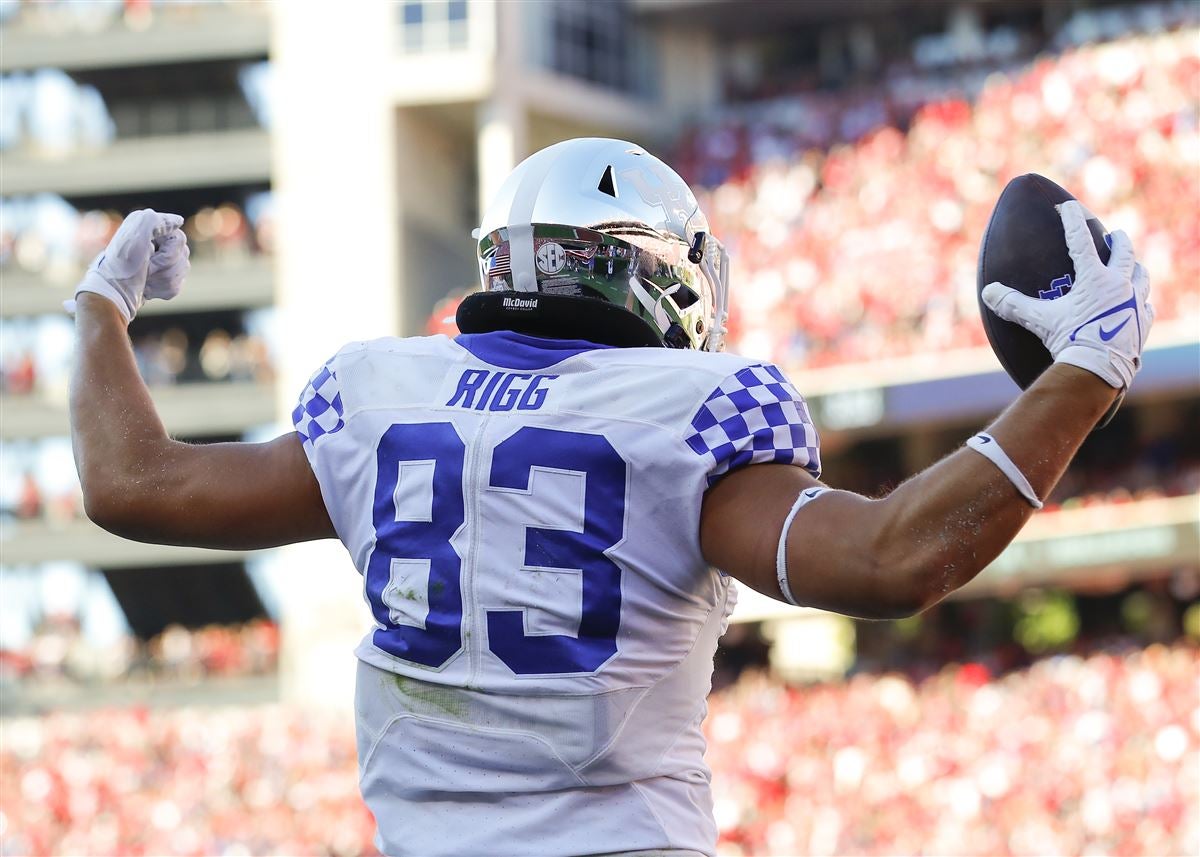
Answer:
[
  {"left": 775, "top": 486, "right": 832, "bottom": 606},
  {"left": 966, "top": 432, "right": 1043, "bottom": 509}
]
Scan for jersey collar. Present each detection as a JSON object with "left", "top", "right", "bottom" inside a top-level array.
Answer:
[{"left": 453, "top": 330, "right": 615, "bottom": 370}]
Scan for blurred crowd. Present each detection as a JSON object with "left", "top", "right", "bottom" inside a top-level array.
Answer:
[
  {"left": 2, "top": 312, "right": 275, "bottom": 403},
  {"left": 672, "top": 26, "right": 1199, "bottom": 367},
  {"left": 1042, "top": 461, "right": 1200, "bottom": 513},
  {"left": 1, "top": 322, "right": 274, "bottom": 401},
  {"left": 0, "top": 641, "right": 1193, "bottom": 856},
  {"left": 0, "top": 617, "right": 278, "bottom": 686},
  {"left": 131, "top": 325, "right": 274, "bottom": 387},
  {"left": 0, "top": 703, "right": 374, "bottom": 857},
  {"left": 1, "top": 194, "right": 275, "bottom": 283},
  {"left": 706, "top": 642, "right": 1198, "bottom": 856},
  {"left": 1046, "top": 431, "right": 1200, "bottom": 513}
]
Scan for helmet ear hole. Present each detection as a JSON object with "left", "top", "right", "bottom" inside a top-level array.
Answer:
[{"left": 597, "top": 165, "right": 618, "bottom": 198}]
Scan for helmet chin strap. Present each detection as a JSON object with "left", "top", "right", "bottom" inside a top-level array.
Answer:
[
  {"left": 629, "top": 276, "right": 688, "bottom": 341},
  {"left": 701, "top": 242, "right": 729, "bottom": 352},
  {"left": 508, "top": 222, "right": 538, "bottom": 293}
]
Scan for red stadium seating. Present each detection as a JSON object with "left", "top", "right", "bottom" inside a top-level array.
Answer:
[{"left": 674, "top": 29, "right": 1199, "bottom": 368}]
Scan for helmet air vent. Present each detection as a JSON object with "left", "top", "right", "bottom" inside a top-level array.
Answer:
[{"left": 597, "top": 165, "right": 618, "bottom": 198}]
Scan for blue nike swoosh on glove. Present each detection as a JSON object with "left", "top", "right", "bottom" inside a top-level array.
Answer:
[
  {"left": 1099, "top": 317, "right": 1131, "bottom": 341},
  {"left": 1069, "top": 294, "right": 1139, "bottom": 342},
  {"left": 977, "top": 435, "right": 992, "bottom": 444}
]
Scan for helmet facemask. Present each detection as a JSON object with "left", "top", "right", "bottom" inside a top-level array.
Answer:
[{"left": 477, "top": 223, "right": 728, "bottom": 351}]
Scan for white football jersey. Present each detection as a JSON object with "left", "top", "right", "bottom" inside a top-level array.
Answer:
[{"left": 293, "top": 330, "right": 820, "bottom": 857}]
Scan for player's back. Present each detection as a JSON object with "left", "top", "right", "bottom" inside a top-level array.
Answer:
[{"left": 293, "top": 330, "right": 820, "bottom": 856}]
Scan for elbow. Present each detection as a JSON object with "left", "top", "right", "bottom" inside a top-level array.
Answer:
[
  {"left": 863, "top": 540, "right": 956, "bottom": 621},
  {"left": 890, "top": 580, "right": 949, "bottom": 620},
  {"left": 828, "top": 551, "right": 929, "bottom": 621},
  {"left": 864, "top": 573, "right": 929, "bottom": 621},
  {"left": 874, "top": 548, "right": 976, "bottom": 620},
  {"left": 76, "top": 441, "right": 180, "bottom": 541},
  {"left": 857, "top": 498, "right": 978, "bottom": 620},
  {"left": 81, "top": 481, "right": 129, "bottom": 535},
  {"left": 81, "top": 474, "right": 149, "bottom": 540}
]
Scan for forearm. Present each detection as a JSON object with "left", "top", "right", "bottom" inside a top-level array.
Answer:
[
  {"left": 70, "top": 294, "right": 174, "bottom": 522},
  {"left": 867, "top": 363, "right": 1118, "bottom": 609}
]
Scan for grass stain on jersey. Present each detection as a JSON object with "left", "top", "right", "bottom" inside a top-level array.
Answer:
[{"left": 390, "top": 673, "right": 469, "bottom": 720}]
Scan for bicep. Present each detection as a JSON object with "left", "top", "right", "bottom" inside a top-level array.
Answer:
[
  {"left": 700, "top": 463, "right": 911, "bottom": 619},
  {"left": 117, "top": 432, "right": 336, "bottom": 550}
]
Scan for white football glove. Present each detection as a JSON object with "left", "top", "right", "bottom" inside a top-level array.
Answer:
[
  {"left": 981, "top": 200, "right": 1154, "bottom": 390},
  {"left": 70, "top": 209, "right": 190, "bottom": 323}
]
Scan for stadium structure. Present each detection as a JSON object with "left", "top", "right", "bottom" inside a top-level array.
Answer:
[{"left": 1, "top": 1, "right": 1197, "bottom": 854}]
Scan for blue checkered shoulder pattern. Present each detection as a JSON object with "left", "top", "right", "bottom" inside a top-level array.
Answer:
[
  {"left": 685, "top": 363, "right": 820, "bottom": 485},
  {"left": 292, "top": 362, "right": 345, "bottom": 447}
]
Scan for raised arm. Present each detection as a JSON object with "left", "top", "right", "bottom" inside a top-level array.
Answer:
[
  {"left": 69, "top": 211, "right": 335, "bottom": 550},
  {"left": 702, "top": 363, "right": 1114, "bottom": 618},
  {"left": 702, "top": 202, "right": 1153, "bottom": 619}
]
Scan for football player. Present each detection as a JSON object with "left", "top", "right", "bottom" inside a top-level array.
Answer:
[{"left": 69, "top": 138, "right": 1152, "bottom": 857}]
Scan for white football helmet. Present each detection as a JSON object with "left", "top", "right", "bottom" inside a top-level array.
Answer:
[{"left": 457, "top": 137, "right": 729, "bottom": 351}]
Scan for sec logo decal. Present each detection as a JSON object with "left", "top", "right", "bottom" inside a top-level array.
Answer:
[{"left": 535, "top": 242, "right": 567, "bottom": 274}]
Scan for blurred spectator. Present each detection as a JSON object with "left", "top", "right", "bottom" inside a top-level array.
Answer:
[
  {"left": 131, "top": 326, "right": 188, "bottom": 386},
  {"left": 0, "top": 315, "right": 72, "bottom": 397},
  {"left": 185, "top": 204, "right": 252, "bottom": 263},
  {"left": 2, "top": 348, "right": 36, "bottom": 394},
  {"left": 199, "top": 329, "right": 233, "bottom": 380},
  {"left": 15, "top": 470, "right": 42, "bottom": 520},
  {"left": 0, "top": 439, "right": 83, "bottom": 525}
]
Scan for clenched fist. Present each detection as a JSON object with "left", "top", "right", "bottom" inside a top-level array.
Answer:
[{"left": 70, "top": 209, "right": 190, "bottom": 323}]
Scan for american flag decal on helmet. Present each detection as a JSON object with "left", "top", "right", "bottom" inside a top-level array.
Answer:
[{"left": 488, "top": 245, "right": 511, "bottom": 277}]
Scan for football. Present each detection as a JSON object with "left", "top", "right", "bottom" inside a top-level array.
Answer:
[{"left": 976, "top": 173, "right": 1111, "bottom": 390}]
